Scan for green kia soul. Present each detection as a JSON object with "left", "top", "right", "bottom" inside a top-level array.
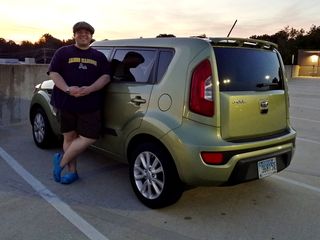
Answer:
[{"left": 29, "top": 37, "right": 296, "bottom": 208}]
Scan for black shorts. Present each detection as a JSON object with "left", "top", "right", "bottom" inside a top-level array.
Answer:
[{"left": 58, "top": 110, "right": 102, "bottom": 139}]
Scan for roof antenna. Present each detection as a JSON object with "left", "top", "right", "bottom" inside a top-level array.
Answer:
[{"left": 227, "top": 20, "right": 238, "bottom": 37}]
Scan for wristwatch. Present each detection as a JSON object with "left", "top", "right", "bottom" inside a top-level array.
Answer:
[{"left": 65, "top": 87, "right": 70, "bottom": 94}]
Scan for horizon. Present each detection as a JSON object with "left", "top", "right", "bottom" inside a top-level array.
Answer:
[
  {"left": 1, "top": 0, "right": 320, "bottom": 43},
  {"left": 1, "top": 24, "right": 319, "bottom": 45}
]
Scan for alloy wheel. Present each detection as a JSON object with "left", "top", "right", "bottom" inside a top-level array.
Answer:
[
  {"left": 33, "top": 112, "right": 45, "bottom": 144},
  {"left": 133, "top": 151, "right": 165, "bottom": 200}
]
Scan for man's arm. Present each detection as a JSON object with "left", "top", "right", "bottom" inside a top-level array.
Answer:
[
  {"left": 49, "top": 72, "right": 69, "bottom": 92},
  {"left": 78, "top": 74, "right": 110, "bottom": 96},
  {"left": 49, "top": 72, "right": 80, "bottom": 96}
]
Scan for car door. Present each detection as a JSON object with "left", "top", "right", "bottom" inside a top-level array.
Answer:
[{"left": 94, "top": 48, "right": 157, "bottom": 158}]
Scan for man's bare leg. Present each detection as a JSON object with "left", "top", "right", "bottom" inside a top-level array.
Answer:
[
  {"left": 60, "top": 135, "right": 96, "bottom": 169},
  {"left": 63, "top": 131, "right": 78, "bottom": 172}
]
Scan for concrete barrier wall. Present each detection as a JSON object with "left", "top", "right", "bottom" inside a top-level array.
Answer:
[
  {"left": 284, "top": 65, "right": 300, "bottom": 79},
  {"left": 0, "top": 64, "right": 49, "bottom": 126},
  {"left": 0, "top": 64, "right": 301, "bottom": 126}
]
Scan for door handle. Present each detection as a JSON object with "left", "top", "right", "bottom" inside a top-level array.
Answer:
[{"left": 130, "top": 96, "right": 147, "bottom": 105}]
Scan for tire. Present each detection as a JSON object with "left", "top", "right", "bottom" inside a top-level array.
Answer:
[
  {"left": 129, "top": 142, "right": 184, "bottom": 208},
  {"left": 31, "top": 107, "right": 54, "bottom": 148}
]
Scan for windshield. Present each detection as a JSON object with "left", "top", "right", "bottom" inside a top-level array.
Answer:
[{"left": 214, "top": 47, "right": 284, "bottom": 91}]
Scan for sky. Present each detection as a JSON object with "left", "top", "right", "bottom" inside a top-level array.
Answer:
[{"left": 1, "top": 0, "right": 320, "bottom": 43}]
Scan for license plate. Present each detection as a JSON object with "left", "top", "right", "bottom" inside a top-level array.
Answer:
[{"left": 257, "top": 158, "right": 277, "bottom": 179}]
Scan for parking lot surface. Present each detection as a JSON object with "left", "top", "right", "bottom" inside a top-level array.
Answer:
[{"left": 1, "top": 79, "right": 320, "bottom": 240}]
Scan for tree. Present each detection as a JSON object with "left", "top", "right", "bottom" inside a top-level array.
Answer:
[
  {"left": 1, "top": 26, "right": 320, "bottom": 64},
  {"left": 35, "top": 33, "right": 63, "bottom": 49},
  {"left": 251, "top": 25, "right": 320, "bottom": 64}
]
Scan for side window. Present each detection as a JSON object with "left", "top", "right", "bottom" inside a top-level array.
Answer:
[
  {"left": 156, "top": 50, "right": 174, "bottom": 82},
  {"left": 111, "top": 49, "right": 156, "bottom": 83},
  {"left": 96, "top": 48, "right": 113, "bottom": 61}
]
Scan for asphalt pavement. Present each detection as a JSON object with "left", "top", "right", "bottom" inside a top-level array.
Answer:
[{"left": 0, "top": 78, "right": 320, "bottom": 240}]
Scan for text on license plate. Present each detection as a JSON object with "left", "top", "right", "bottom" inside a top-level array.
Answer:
[{"left": 257, "top": 158, "right": 277, "bottom": 179}]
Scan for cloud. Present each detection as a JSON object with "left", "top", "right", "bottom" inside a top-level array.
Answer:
[{"left": 1, "top": 0, "right": 320, "bottom": 42}]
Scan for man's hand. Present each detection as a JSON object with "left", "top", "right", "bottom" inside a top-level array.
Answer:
[
  {"left": 69, "top": 86, "right": 81, "bottom": 97},
  {"left": 70, "top": 86, "right": 92, "bottom": 97},
  {"left": 68, "top": 74, "right": 110, "bottom": 98},
  {"left": 78, "top": 86, "right": 92, "bottom": 97}
]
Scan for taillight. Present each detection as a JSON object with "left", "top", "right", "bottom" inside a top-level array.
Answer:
[
  {"left": 189, "top": 59, "right": 214, "bottom": 117},
  {"left": 201, "top": 152, "right": 224, "bottom": 165}
]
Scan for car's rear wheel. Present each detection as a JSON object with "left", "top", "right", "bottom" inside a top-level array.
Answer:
[
  {"left": 129, "top": 142, "right": 183, "bottom": 208},
  {"left": 31, "top": 107, "right": 54, "bottom": 148}
]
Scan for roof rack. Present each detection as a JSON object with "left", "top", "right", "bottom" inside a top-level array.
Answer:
[
  {"left": 209, "top": 37, "right": 278, "bottom": 50},
  {"left": 190, "top": 34, "right": 212, "bottom": 42}
]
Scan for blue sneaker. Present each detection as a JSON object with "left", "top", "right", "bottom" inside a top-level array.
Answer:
[
  {"left": 53, "top": 153, "right": 63, "bottom": 182},
  {"left": 61, "top": 172, "right": 79, "bottom": 184}
]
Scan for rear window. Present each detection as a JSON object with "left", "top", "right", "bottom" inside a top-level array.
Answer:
[{"left": 214, "top": 47, "right": 284, "bottom": 91}]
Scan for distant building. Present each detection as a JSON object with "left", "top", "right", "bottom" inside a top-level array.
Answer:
[
  {"left": 297, "top": 50, "right": 320, "bottom": 77},
  {"left": 24, "top": 58, "right": 36, "bottom": 64},
  {"left": 0, "top": 58, "right": 36, "bottom": 64},
  {"left": 0, "top": 58, "right": 20, "bottom": 64}
]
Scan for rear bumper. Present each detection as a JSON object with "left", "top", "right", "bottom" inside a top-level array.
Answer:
[
  {"left": 162, "top": 119, "right": 296, "bottom": 186},
  {"left": 225, "top": 148, "right": 292, "bottom": 185}
]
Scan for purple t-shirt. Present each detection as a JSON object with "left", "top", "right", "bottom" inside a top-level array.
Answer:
[{"left": 48, "top": 45, "right": 110, "bottom": 112}]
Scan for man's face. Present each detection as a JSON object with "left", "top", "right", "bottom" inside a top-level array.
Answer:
[{"left": 74, "top": 29, "right": 92, "bottom": 48}]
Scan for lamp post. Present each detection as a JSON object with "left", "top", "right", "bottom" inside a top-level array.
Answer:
[
  {"left": 291, "top": 54, "right": 294, "bottom": 79},
  {"left": 311, "top": 55, "right": 319, "bottom": 76},
  {"left": 318, "top": 53, "right": 320, "bottom": 77}
]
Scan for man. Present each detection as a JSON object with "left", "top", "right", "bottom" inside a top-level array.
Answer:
[{"left": 48, "top": 21, "right": 110, "bottom": 184}]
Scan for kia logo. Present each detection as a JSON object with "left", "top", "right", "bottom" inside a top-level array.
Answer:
[{"left": 259, "top": 100, "right": 269, "bottom": 114}]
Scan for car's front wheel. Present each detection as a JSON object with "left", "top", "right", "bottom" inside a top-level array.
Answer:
[
  {"left": 31, "top": 107, "right": 54, "bottom": 148},
  {"left": 129, "top": 142, "right": 184, "bottom": 208}
]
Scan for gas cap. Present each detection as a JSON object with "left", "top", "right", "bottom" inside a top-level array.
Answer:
[{"left": 158, "top": 94, "right": 172, "bottom": 112}]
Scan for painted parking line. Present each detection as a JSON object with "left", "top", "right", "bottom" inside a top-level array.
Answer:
[
  {"left": 0, "top": 147, "right": 109, "bottom": 240},
  {"left": 297, "top": 137, "right": 320, "bottom": 145},
  {"left": 291, "top": 116, "right": 320, "bottom": 124},
  {"left": 271, "top": 136, "right": 320, "bottom": 194},
  {"left": 291, "top": 104, "right": 320, "bottom": 111},
  {"left": 272, "top": 175, "right": 320, "bottom": 194}
]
